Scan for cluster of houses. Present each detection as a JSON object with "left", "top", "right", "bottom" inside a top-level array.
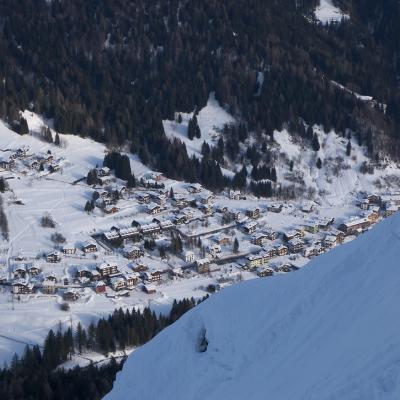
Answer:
[
  {"left": 5, "top": 163, "right": 399, "bottom": 301},
  {"left": 6, "top": 253, "right": 166, "bottom": 299},
  {"left": 0, "top": 146, "right": 62, "bottom": 174}
]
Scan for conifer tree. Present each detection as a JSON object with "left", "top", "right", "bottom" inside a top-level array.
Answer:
[
  {"left": 54, "top": 132, "right": 61, "bottom": 146},
  {"left": 346, "top": 139, "right": 352, "bottom": 156},
  {"left": 312, "top": 133, "right": 320, "bottom": 152},
  {"left": 84, "top": 200, "right": 94, "bottom": 213},
  {"left": 233, "top": 237, "right": 239, "bottom": 253},
  {"left": 19, "top": 117, "right": 29, "bottom": 135}
]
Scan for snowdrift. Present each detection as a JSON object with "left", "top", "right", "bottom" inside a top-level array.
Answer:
[{"left": 105, "top": 213, "right": 400, "bottom": 400}]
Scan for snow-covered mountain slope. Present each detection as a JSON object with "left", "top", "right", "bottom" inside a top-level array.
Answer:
[
  {"left": 315, "top": 0, "right": 349, "bottom": 24},
  {"left": 105, "top": 213, "right": 400, "bottom": 400}
]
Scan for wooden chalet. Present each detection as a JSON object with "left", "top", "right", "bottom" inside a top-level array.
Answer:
[
  {"left": 246, "top": 207, "right": 260, "bottom": 219},
  {"left": 195, "top": 258, "right": 210, "bottom": 274},
  {"left": 141, "top": 223, "right": 160, "bottom": 236},
  {"left": 146, "top": 202, "right": 162, "bottom": 215},
  {"left": 44, "top": 274, "right": 57, "bottom": 282},
  {"left": 46, "top": 251, "right": 61, "bottom": 263},
  {"left": 276, "top": 264, "right": 292, "bottom": 273},
  {"left": 257, "top": 268, "right": 274, "bottom": 278},
  {"left": 28, "top": 265, "right": 41, "bottom": 276},
  {"left": 215, "top": 234, "right": 231, "bottom": 246},
  {"left": 338, "top": 217, "right": 370, "bottom": 235},
  {"left": 125, "top": 273, "right": 140, "bottom": 288},
  {"left": 131, "top": 262, "right": 148, "bottom": 272},
  {"left": 283, "top": 229, "right": 303, "bottom": 242},
  {"left": 136, "top": 192, "right": 151, "bottom": 204},
  {"left": 97, "top": 262, "right": 119, "bottom": 277},
  {"left": 149, "top": 271, "right": 162, "bottom": 283},
  {"left": 246, "top": 254, "right": 264, "bottom": 269},
  {"left": 62, "top": 243, "right": 76, "bottom": 254},
  {"left": 12, "top": 281, "right": 34, "bottom": 294},
  {"left": 188, "top": 183, "right": 202, "bottom": 194},
  {"left": 263, "top": 247, "right": 277, "bottom": 260},
  {"left": 207, "top": 244, "right": 221, "bottom": 256},
  {"left": 287, "top": 238, "right": 304, "bottom": 253},
  {"left": 110, "top": 276, "right": 127, "bottom": 291},
  {"left": 324, "top": 235, "right": 338, "bottom": 248},
  {"left": 42, "top": 279, "right": 57, "bottom": 295},
  {"left": 199, "top": 193, "right": 214, "bottom": 204},
  {"left": 173, "top": 214, "right": 187, "bottom": 225},
  {"left": 367, "top": 194, "right": 381, "bottom": 205},
  {"left": 63, "top": 290, "right": 80, "bottom": 302},
  {"left": 384, "top": 203, "right": 398, "bottom": 217},
  {"left": 304, "top": 247, "right": 318, "bottom": 258},
  {"left": 150, "top": 192, "right": 166, "bottom": 205},
  {"left": 94, "top": 281, "right": 107, "bottom": 294},
  {"left": 366, "top": 208, "right": 379, "bottom": 223},
  {"left": 13, "top": 266, "right": 26, "bottom": 278},
  {"left": 143, "top": 284, "right": 157, "bottom": 294},
  {"left": 229, "top": 190, "right": 241, "bottom": 200},
  {"left": 243, "top": 221, "right": 257, "bottom": 234},
  {"left": 199, "top": 203, "right": 213, "bottom": 215},
  {"left": 317, "top": 218, "right": 335, "bottom": 230},
  {"left": 275, "top": 244, "right": 288, "bottom": 256},
  {"left": 123, "top": 245, "right": 144, "bottom": 260},
  {"left": 185, "top": 251, "right": 195, "bottom": 263},
  {"left": 97, "top": 166, "right": 110, "bottom": 176},
  {"left": 359, "top": 200, "right": 370, "bottom": 210},
  {"left": 268, "top": 204, "right": 283, "bottom": 213},
  {"left": 104, "top": 205, "right": 119, "bottom": 214},
  {"left": 301, "top": 203, "right": 314, "bottom": 213},
  {"left": 303, "top": 221, "right": 319, "bottom": 234},
  {"left": 76, "top": 266, "right": 92, "bottom": 279},
  {"left": 0, "top": 159, "right": 13, "bottom": 170},
  {"left": 104, "top": 230, "right": 121, "bottom": 243},
  {"left": 230, "top": 211, "right": 242, "bottom": 221},
  {"left": 119, "top": 227, "right": 140, "bottom": 242},
  {"left": 159, "top": 219, "right": 174, "bottom": 231},
  {"left": 173, "top": 194, "right": 189, "bottom": 208},
  {"left": 82, "top": 242, "right": 98, "bottom": 253},
  {"left": 252, "top": 233, "right": 269, "bottom": 246}
]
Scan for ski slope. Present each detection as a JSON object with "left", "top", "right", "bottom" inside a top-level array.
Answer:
[{"left": 105, "top": 213, "right": 400, "bottom": 400}]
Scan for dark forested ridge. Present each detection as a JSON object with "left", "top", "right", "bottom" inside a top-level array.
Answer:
[
  {"left": 0, "top": 297, "right": 202, "bottom": 400},
  {"left": 0, "top": 0, "right": 399, "bottom": 182}
]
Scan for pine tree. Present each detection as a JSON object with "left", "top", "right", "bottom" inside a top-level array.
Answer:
[
  {"left": 0, "top": 178, "right": 6, "bottom": 193},
  {"left": 346, "top": 139, "right": 351, "bottom": 156},
  {"left": 86, "top": 169, "right": 98, "bottom": 185},
  {"left": 312, "top": 133, "right": 320, "bottom": 152},
  {"left": 271, "top": 167, "right": 277, "bottom": 182},
  {"left": 84, "top": 200, "right": 93, "bottom": 213},
  {"left": 19, "top": 117, "right": 29, "bottom": 135},
  {"left": 169, "top": 187, "right": 175, "bottom": 199},
  {"left": 127, "top": 173, "right": 136, "bottom": 188},
  {"left": 54, "top": 132, "right": 61, "bottom": 146},
  {"left": 115, "top": 155, "right": 132, "bottom": 181},
  {"left": 316, "top": 157, "right": 322, "bottom": 169},
  {"left": 42, "top": 126, "right": 53, "bottom": 143},
  {"left": 187, "top": 118, "right": 195, "bottom": 140},
  {"left": 233, "top": 237, "right": 239, "bottom": 253}
]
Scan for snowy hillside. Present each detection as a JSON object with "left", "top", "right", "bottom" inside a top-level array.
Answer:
[
  {"left": 105, "top": 213, "right": 400, "bottom": 400},
  {"left": 314, "top": 0, "right": 349, "bottom": 24},
  {"left": 163, "top": 93, "right": 235, "bottom": 158}
]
